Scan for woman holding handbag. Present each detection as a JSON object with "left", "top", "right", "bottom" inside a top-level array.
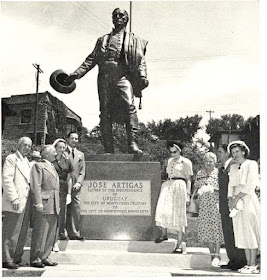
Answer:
[
  {"left": 188, "top": 187, "right": 199, "bottom": 215},
  {"left": 195, "top": 152, "right": 224, "bottom": 267},
  {"left": 154, "top": 140, "right": 193, "bottom": 253}
]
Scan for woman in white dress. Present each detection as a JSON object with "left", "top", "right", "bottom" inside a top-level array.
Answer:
[
  {"left": 227, "top": 140, "right": 260, "bottom": 274},
  {"left": 154, "top": 140, "right": 193, "bottom": 253}
]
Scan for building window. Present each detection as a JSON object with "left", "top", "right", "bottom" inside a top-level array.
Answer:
[{"left": 21, "top": 109, "right": 32, "bottom": 124}]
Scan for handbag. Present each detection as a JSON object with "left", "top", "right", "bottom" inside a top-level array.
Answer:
[{"left": 188, "top": 189, "right": 199, "bottom": 214}]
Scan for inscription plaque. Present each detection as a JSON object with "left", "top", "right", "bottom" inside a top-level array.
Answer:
[{"left": 81, "top": 180, "right": 151, "bottom": 216}]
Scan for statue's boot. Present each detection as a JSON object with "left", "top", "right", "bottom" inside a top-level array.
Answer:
[
  {"left": 126, "top": 117, "right": 143, "bottom": 154},
  {"left": 100, "top": 118, "right": 115, "bottom": 154}
]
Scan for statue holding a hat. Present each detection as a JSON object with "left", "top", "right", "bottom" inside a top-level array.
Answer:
[{"left": 50, "top": 8, "right": 149, "bottom": 154}]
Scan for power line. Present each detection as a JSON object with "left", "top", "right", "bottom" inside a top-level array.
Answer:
[
  {"left": 74, "top": 1, "right": 110, "bottom": 29},
  {"left": 68, "top": 1, "right": 109, "bottom": 31}
]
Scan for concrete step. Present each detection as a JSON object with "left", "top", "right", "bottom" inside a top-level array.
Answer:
[
  {"left": 41, "top": 264, "right": 248, "bottom": 277},
  {"left": 57, "top": 239, "right": 177, "bottom": 252},
  {"left": 2, "top": 264, "right": 260, "bottom": 278},
  {"left": 3, "top": 240, "right": 260, "bottom": 277},
  {"left": 19, "top": 240, "right": 229, "bottom": 269}
]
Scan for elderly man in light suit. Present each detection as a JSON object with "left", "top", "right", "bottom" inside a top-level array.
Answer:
[
  {"left": 30, "top": 145, "right": 59, "bottom": 268},
  {"left": 65, "top": 132, "right": 86, "bottom": 240},
  {"left": 2, "top": 137, "right": 32, "bottom": 269}
]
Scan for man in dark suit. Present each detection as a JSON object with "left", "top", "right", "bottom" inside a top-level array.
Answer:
[
  {"left": 30, "top": 145, "right": 59, "bottom": 268},
  {"left": 2, "top": 137, "right": 32, "bottom": 269},
  {"left": 65, "top": 132, "right": 85, "bottom": 240},
  {"left": 217, "top": 144, "right": 246, "bottom": 271}
]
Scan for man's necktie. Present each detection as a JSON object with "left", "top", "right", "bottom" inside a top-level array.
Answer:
[{"left": 72, "top": 148, "right": 75, "bottom": 159}]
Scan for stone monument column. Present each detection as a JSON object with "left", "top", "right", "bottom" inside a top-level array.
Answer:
[{"left": 80, "top": 154, "right": 162, "bottom": 240}]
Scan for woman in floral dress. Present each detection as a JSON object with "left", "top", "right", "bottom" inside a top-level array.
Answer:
[
  {"left": 154, "top": 140, "right": 193, "bottom": 253},
  {"left": 194, "top": 152, "right": 224, "bottom": 267}
]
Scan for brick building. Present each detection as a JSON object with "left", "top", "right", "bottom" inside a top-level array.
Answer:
[{"left": 2, "top": 91, "right": 82, "bottom": 145}]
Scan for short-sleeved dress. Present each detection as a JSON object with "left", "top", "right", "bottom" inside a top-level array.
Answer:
[
  {"left": 228, "top": 160, "right": 260, "bottom": 249},
  {"left": 195, "top": 168, "right": 224, "bottom": 243},
  {"left": 155, "top": 156, "right": 193, "bottom": 233}
]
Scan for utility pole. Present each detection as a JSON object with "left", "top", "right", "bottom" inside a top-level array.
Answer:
[
  {"left": 206, "top": 109, "right": 215, "bottom": 150},
  {"left": 129, "top": 1, "right": 132, "bottom": 32},
  {"left": 32, "top": 63, "right": 43, "bottom": 145}
]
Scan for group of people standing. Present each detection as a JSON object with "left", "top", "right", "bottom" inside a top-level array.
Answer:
[
  {"left": 2, "top": 132, "right": 85, "bottom": 269},
  {"left": 2, "top": 135, "right": 260, "bottom": 274},
  {"left": 154, "top": 140, "right": 260, "bottom": 274}
]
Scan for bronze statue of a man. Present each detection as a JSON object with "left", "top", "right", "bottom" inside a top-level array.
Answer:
[{"left": 67, "top": 8, "right": 149, "bottom": 154}]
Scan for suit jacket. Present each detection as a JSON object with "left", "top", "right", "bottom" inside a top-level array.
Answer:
[
  {"left": 2, "top": 151, "right": 31, "bottom": 213},
  {"left": 74, "top": 31, "right": 148, "bottom": 98},
  {"left": 65, "top": 147, "right": 85, "bottom": 187},
  {"left": 30, "top": 160, "right": 60, "bottom": 215}
]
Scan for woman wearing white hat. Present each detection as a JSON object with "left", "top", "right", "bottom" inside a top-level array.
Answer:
[{"left": 227, "top": 140, "right": 260, "bottom": 274}]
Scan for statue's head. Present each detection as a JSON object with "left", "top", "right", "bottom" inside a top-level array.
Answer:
[{"left": 112, "top": 8, "right": 129, "bottom": 28}]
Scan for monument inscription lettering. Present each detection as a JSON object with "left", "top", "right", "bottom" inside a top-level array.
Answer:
[{"left": 81, "top": 180, "right": 151, "bottom": 216}]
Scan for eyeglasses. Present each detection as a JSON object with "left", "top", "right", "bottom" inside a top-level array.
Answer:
[
  {"left": 170, "top": 151, "right": 178, "bottom": 154},
  {"left": 113, "top": 13, "right": 126, "bottom": 18}
]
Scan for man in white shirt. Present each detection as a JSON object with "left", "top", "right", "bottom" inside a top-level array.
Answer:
[
  {"left": 2, "top": 137, "right": 32, "bottom": 269},
  {"left": 65, "top": 132, "right": 85, "bottom": 240}
]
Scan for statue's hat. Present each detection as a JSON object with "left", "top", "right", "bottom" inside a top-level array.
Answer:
[{"left": 50, "top": 69, "right": 76, "bottom": 94}]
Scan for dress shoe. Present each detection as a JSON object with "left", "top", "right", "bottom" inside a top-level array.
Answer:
[
  {"left": 52, "top": 242, "right": 60, "bottom": 252},
  {"left": 59, "top": 234, "right": 68, "bottom": 240},
  {"left": 3, "top": 262, "right": 19, "bottom": 269},
  {"left": 172, "top": 248, "right": 183, "bottom": 254},
  {"left": 14, "top": 259, "right": 22, "bottom": 266},
  {"left": 69, "top": 236, "right": 85, "bottom": 241},
  {"left": 31, "top": 262, "right": 45, "bottom": 268},
  {"left": 42, "top": 259, "right": 58, "bottom": 266},
  {"left": 211, "top": 257, "right": 221, "bottom": 267},
  {"left": 154, "top": 236, "right": 168, "bottom": 243},
  {"left": 220, "top": 264, "right": 231, "bottom": 269}
]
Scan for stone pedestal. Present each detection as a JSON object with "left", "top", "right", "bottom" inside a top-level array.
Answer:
[{"left": 80, "top": 154, "right": 162, "bottom": 240}]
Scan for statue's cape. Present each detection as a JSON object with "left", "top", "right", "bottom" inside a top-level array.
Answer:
[{"left": 123, "top": 31, "right": 148, "bottom": 98}]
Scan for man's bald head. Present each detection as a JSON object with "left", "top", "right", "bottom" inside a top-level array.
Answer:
[{"left": 40, "top": 145, "right": 57, "bottom": 162}]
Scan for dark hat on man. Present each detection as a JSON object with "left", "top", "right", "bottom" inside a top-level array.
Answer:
[
  {"left": 166, "top": 140, "right": 184, "bottom": 151},
  {"left": 50, "top": 69, "right": 76, "bottom": 94}
]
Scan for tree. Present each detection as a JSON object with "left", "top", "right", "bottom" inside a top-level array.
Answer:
[
  {"left": 84, "top": 116, "right": 206, "bottom": 180},
  {"left": 80, "top": 126, "right": 91, "bottom": 143},
  {"left": 206, "top": 114, "right": 245, "bottom": 135},
  {"left": 147, "top": 115, "right": 202, "bottom": 143},
  {"left": 241, "top": 115, "right": 260, "bottom": 160}
]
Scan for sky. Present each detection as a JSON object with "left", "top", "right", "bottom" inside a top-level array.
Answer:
[{"left": 0, "top": 0, "right": 261, "bottom": 142}]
